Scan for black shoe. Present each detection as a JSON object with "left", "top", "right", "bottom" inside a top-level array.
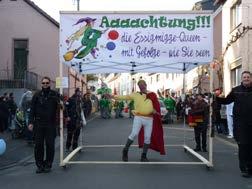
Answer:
[
  {"left": 43, "top": 167, "right": 51, "bottom": 173},
  {"left": 36, "top": 167, "right": 44, "bottom": 174},
  {"left": 194, "top": 148, "right": 201, "bottom": 152},
  {"left": 202, "top": 148, "right": 207, "bottom": 152},
  {"left": 140, "top": 157, "right": 149, "bottom": 162},
  {"left": 122, "top": 149, "right": 128, "bottom": 162},
  {"left": 241, "top": 171, "right": 251, "bottom": 178},
  {"left": 140, "top": 153, "right": 149, "bottom": 162},
  {"left": 72, "top": 145, "right": 78, "bottom": 151},
  {"left": 65, "top": 148, "right": 70, "bottom": 153}
]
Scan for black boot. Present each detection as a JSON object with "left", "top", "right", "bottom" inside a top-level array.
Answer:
[
  {"left": 194, "top": 145, "right": 201, "bottom": 152},
  {"left": 140, "top": 153, "right": 149, "bottom": 162},
  {"left": 122, "top": 138, "right": 133, "bottom": 162},
  {"left": 122, "top": 148, "right": 128, "bottom": 162},
  {"left": 140, "top": 143, "right": 150, "bottom": 162}
]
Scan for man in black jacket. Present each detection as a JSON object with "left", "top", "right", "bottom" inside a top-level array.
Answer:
[
  {"left": 65, "top": 88, "right": 85, "bottom": 152},
  {"left": 82, "top": 91, "right": 92, "bottom": 118},
  {"left": 216, "top": 71, "right": 252, "bottom": 178},
  {"left": 28, "top": 77, "right": 60, "bottom": 174}
]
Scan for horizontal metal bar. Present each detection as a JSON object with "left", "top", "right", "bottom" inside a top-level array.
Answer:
[{"left": 65, "top": 161, "right": 206, "bottom": 165}]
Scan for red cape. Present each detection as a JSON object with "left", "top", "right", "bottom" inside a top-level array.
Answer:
[{"left": 138, "top": 92, "right": 166, "bottom": 155}]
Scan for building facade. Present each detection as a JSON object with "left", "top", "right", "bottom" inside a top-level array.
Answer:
[
  {"left": 0, "top": 0, "right": 86, "bottom": 96},
  {"left": 217, "top": 0, "right": 252, "bottom": 93}
]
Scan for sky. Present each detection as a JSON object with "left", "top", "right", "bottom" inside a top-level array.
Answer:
[{"left": 31, "top": 0, "right": 200, "bottom": 21}]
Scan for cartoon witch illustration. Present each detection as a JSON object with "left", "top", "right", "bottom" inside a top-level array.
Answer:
[{"left": 63, "top": 17, "right": 108, "bottom": 61}]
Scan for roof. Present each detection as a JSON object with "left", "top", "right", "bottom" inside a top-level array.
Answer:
[
  {"left": 24, "top": 0, "right": 59, "bottom": 27},
  {"left": 214, "top": 0, "right": 227, "bottom": 5}
]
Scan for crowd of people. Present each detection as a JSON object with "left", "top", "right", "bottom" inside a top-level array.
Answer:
[{"left": 1, "top": 70, "right": 252, "bottom": 178}]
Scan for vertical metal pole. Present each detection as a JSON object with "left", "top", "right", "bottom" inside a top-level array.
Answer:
[
  {"left": 182, "top": 63, "right": 186, "bottom": 94},
  {"left": 77, "top": 0, "right": 80, "bottom": 11},
  {"left": 182, "top": 63, "right": 186, "bottom": 145},
  {"left": 209, "top": 65, "right": 214, "bottom": 166},
  {"left": 59, "top": 61, "right": 64, "bottom": 166}
]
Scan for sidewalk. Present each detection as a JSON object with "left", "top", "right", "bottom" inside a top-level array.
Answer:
[
  {"left": 0, "top": 112, "right": 99, "bottom": 170},
  {"left": 0, "top": 131, "right": 34, "bottom": 170}
]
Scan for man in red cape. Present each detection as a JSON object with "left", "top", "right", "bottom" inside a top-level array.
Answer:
[
  {"left": 113, "top": 80, "right": 165, "bottom": 162},
  {"left": 138, "top": 92, "right": 166, "bottom": 155}
]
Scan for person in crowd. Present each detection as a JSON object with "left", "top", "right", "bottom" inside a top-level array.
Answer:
[
  {"left": 0, "top": 96, "right": 9, "bottom": 132},
  {"left": 157, "top": 90, "right": 176, "bottom": 124},
  {"left": 82, "top": 91, "right": 92, "bottom": 118},
  {"left": 113, "top": 100, "right": 121, "bottom": 119},
  {"left": 113, "top": 100, "right": 124, "bottom": 119},
  {"left": 216, "top": 71, "right": 252, "bottom": 178},
  {"left": 111, "top": 79, "right": 165, "bottom": 162},
  {"left": 19, "top": 91, "right": 33, "bottom": 143},
  {"left": 128, "top": 100, "right": 134, "bottom": 118},
  {"left": 189, "top": 94, "right": 209, "bottom": 152},
  {"left": 212, "top": 92, "right": 222, "bottom": 134},
  {"left": 99, "top": 95, "right": 111, "bottom": 119},
  {"left": 28, "top": 76, "right": 61, "bottom": 174},
  {"left": 3, "top": 92, "right": 8, "bottom": 101},
  {"left": 118, "top": 101, "right": 124, "bottom": 118},
  {"left": 175, "top": 97, "right": 183, "bottom": 120},
  {"left": 226, "top": 102, "right": 234, "bottom": 138},
  {"left": 6, "top": 92, "right": 17, "bottom": 130},
  {"left": 65, "top": 88, "right": 85, "bottom": 152}
]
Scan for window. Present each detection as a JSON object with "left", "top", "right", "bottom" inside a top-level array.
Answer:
[
  {"left": 14, "top": 39, "right": 28, "bottom": 79},
  {"left": 230, "top": 0, "right": 242, "bottom": 30},
  {"left": 231, "top": 65, "right": 242, "bottom": 87}
]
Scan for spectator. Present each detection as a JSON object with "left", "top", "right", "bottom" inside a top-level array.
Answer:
[
  {"left": 0, "top": 96, "right": 9, "bottom": 132},
  {"left": 128, "top": 100, "right": 134, "bottom": 118},
  {"left": 6, "top": 92, "right": 17, "bottom": 130},
  {"left": 28, "top": 76, "right": 61, "bottom": 174},
  {"left": 83, "top": 92, "right": 92, "bottom": 118},
  {"left": 176, "top": 97, "right": 183, "bottom": 120},
  {"left": 19, "top": 91, "right": 33, "bottom": 143},
  {"left": 216, "top": 71, "right": 252, "bottom": 178},
  {"left": 190, "top": 94, "right": 209, "bottom": 152},
  {"left": 157, "top": 90, "right": 176, "bottom": 124},
  {"left": 226, "top": 102, "right": 234, "bottom": 138},
  {"left": 65, "top": 88, "right": 85, "bottom": 152}
]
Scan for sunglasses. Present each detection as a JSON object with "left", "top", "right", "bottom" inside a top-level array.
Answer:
[{"left": 42, "top": 82, "right": 50, "bottom": 85}]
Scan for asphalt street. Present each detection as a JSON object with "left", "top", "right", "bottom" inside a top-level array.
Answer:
[{"left": 0, "top": 113, "right": 252, "bottom": 189}]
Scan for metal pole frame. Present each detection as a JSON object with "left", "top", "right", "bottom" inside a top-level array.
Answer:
[
  {"left": 59, "top": 63, "right": 214, "bottom": 168},
  {"left": 60, "top": 144, "right": 212, "bottom": 167}
]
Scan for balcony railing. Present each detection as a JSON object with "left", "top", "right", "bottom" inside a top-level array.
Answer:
[{"left": 0, "top": 70, "right": 55, "bottom": 90}]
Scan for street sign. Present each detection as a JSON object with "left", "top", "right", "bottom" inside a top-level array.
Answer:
[{"left": 56, "top": 77, "right": 69, "bottom": 88}]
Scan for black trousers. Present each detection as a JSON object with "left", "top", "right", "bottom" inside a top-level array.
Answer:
[
  {"left": 194, "top": 124, "right": 207, "bottom": 149},
  {"left": 34, "top": 126, "right": 56, "bottom": 168},
  {"left": 238, "top": 144, "right": 252, "bottom": 172},
  {"left": 66, "top": 120, "right": 81, "bottom": 150}
]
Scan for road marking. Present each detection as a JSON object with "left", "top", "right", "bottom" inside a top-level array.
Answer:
[{"left": 215, "top": 136, "right": 238, "bottom": 149}]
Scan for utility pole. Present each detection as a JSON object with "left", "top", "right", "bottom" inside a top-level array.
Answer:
[
  {"left": 76, "top": 0, "right": 80, "bottom": 11},
  {"left": 73, "top": 0, "right": 84, "bottom": 92}
]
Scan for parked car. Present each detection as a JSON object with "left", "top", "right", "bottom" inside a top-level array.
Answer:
[{"left": 159, "top": 100, "right": 168, "bottom": 123}]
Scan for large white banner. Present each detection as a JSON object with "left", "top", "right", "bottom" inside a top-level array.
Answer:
[{"left": 60, "top": 12, "right": 213, "bottom": 73}]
